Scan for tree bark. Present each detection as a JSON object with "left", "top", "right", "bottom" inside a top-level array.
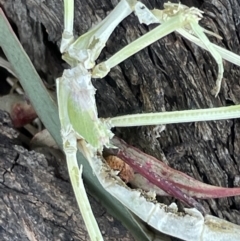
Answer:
[
  {"left": 1, "top": 0, "right": 240, "bottom": 238},
  {"left": 0, "top": 110, "right": 134, "bottom": 240}
]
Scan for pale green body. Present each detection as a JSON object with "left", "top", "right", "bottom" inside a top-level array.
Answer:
[{"left": 57, "top": 1, "right": 240, "bottom": 241}]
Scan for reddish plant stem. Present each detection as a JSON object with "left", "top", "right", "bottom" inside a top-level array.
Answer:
[
  {"left": 116, "top": 146, "right": 205, "bottom": 213},
  {"left": 110, "top": 137, "right": 240, "bottom": 212}
]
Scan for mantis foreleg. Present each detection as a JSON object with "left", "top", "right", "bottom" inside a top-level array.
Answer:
[{"left": 56, "top": 66, "right": 103, "bottom": 241}]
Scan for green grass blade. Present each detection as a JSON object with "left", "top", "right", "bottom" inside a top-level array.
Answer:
[{"left": 0, "top": 9, "right": 61, "bottom": 145}]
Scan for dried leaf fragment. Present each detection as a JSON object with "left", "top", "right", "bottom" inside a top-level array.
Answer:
[{"left": 105, "top": 155, "right": 134, "bottom": 183}]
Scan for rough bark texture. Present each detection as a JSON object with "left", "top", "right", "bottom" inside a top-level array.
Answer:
[
  {"left": 0, "top": 110, "right": 134, "bottom": 241},
  {"left": 1, "top": 0, "right": 240, "bottom": 239}
]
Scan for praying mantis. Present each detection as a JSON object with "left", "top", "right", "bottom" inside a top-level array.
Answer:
[
  {"left": 1, "top": 0, "right": 240, "bottom": 240},
  {"left": 56, "top": 0, "right": 240, "bottom": 240}
]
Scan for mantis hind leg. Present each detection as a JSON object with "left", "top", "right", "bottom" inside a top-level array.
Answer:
[
  {"left": 190, "top": 21, "right": 223, "bottom": 97},
  {"left": 60, "top": 0, "right": 75, "bottom": 53}
]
